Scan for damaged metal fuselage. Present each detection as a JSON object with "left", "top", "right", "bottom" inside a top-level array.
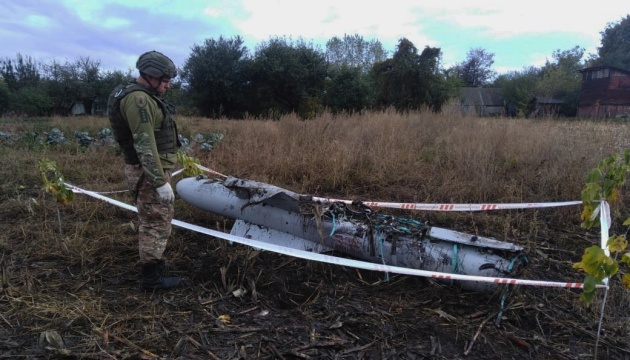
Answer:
[{"left": 176, "top": 176, "right": 526, "bottom": 292}]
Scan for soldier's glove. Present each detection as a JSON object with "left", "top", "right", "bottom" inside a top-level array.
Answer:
[{"left": 156, "top": 183, "right": 175, "bottom": 204}]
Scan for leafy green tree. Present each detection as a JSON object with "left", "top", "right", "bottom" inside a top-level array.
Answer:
[
  {"left": 40, "top": 57, "right": 102, "bottom": 115},
  {"left": 0, "top": 54, "right": 41, "bottom": 92},
  {"left": 10, "top": 86, "right": 53, "bottom": 116},
  {"left": 442, "top": 67, "right": 466, "bottom": 101},
  {"left": 451, "top": 47, "right": 497, "bottom": 87},
  {"left": 161, "top": 79, "right": 192, "bottom": 115},
  {"left": 181, "top": 36, "right": 250, "bottom": 118},
  {"left": 493, "top": 67, "right": 542, "bottom": 117},
  {"left": 324, "top": 66, "right": 370, "bottom": 114},
  {"left": 325, "top": 34, "right": 388, "bottom": 73},
  {"left": 42, "top": 59, "right": 80, "bottom": 115},
  {"left": 370, "top": 38, "right": 447, "bottom": 112},
  {"left": 247, "top": 37, "right": 327, "bottom": 118},
  {"left": 535, "top": 46, "right": 585, "bottom": 116},
  {"left": 74, "top": 57, "right": 101, "bottom": 115},
  {"left": 0, "top": 77, "right": 9, "bottom": 114},
  {"left": 592, "top": 15, "right": 630, "bottom": 71}
]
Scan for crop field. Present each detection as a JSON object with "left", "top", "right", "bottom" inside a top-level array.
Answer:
[{"left": 1, "top": 110, "right": 629, "bottom": 359}]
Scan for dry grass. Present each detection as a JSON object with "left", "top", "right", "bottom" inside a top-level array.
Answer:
[{"left": 1, "top": 110, "right": 630, "bottom": 359}]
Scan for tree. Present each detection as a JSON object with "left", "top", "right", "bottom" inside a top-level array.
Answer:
[
  {"left": 493, "top": 67, "right": 542, "bottom": 117},
  {"left": 0, "top": 77, "right": 9, "bottom": 114},
  {"left": 325, "top": 34, "right": 388, "bottom": 73},
  {"left": 10, "top": 86, "right": 53, "bottom": 116},
  {"left": 247, "top": 37, "right": 327, "bottom": 118},
  {"left": 40, "top": 57, "right": 102, "bottom": 115},
  {"left": 452, "top": 47, "right": 497, "bottom": 87},
  {"left": 536, "top": 46, "right": 585, "bottom": 116},
  {"left": 370, "top": 38, "right": 448, "bottom": 112},
  {"left": 182, "top": 36, "right": 250, "bottom": 118},
  {"left": 74, "top": 57, "right": 101, "bottom": 115},
  {"left": 42, "top": 59, "right": 79, "bottom": 114},
  {"left": 0, "top": 54, "right": 41, "bottom": 92},
  {"left": 324, "top": 66, "right": 370, "bottom": 114},
  {"left": 592, "top": 15, "right": 630, "bottom": 71}
]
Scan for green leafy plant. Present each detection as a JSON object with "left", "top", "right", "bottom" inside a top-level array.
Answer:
[
  {"left": 37, "top": 158, "right": 74, "bottom": 204},
  {"left": 574, "top": 149, "right": 630, "bottom": 305},
  {"left": 177, "top": 150, "right": 204, "bottom": 177},
  {"left": 37, "top": 158, "right": 74, "bottom": 234}
]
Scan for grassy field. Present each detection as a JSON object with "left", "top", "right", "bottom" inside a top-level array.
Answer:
[{"left": 1, "top": 110, "right": 629, "bottom": 359}]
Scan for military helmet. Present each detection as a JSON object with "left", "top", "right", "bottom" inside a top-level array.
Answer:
[{"left": 136, "top": 50, "right": 177, "bottom": 79}]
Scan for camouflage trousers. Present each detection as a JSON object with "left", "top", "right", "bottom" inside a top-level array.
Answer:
[{"left": 124, "top": 164, "right": 174, "bottom": 262}]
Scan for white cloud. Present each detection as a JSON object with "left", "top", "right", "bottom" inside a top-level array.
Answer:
[
  {"left": 237, "top": 0, "right": 435, "bottom": 47},
  {"left": 2, "top": 1, "right": 629, "bottom": 73}
]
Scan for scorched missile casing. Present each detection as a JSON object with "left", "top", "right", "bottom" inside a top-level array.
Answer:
[{"left": 176, "top": 176, "right": 526, "bottom": 292}]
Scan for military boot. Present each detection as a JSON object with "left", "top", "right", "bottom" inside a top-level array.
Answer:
[{"left": 141, "top": 260, "right": 181, "bottom": 290}]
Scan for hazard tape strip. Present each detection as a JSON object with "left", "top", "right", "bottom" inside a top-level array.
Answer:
[
  {"left": 177, "top": 164, "right": 584, "bottom": 212},
  {"left": 64, "top": 182, "right": 606, "bottom": 289},
  {"left": 172, "top": 165, "right": 227, "bottom": 179},
  {"left": 311, "top": 197, "right": 583, "bottom": 212}
]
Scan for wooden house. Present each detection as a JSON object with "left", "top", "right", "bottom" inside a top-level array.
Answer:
[
  {"left": 458, "top": 87, "right": 506, "bottom": 116},
  {"left": 577, "top": 66, "right": 630, "bottom": 118},
  {"left": 528, "top": 96, "right": 563, "bottom": 118}
]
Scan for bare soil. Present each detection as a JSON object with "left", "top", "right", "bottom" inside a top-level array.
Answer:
[
  {"left": 1, "top": 189, "right": 629, "bottom": 360},
  {"left": 1, "top": 115, "right": 630, "bottom": 359}
]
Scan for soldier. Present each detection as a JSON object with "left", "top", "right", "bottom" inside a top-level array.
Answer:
[{"left": 107, "top": 51, "right": 181, "bottom": 290}]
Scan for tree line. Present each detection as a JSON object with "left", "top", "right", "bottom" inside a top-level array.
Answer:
[{"left": 1, "top": 15, "right": 628, "bottom": 118}]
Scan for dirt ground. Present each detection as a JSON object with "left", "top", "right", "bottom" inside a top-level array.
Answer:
[{"left": 1, "top": 186, "right": 630, "bottom": 360}]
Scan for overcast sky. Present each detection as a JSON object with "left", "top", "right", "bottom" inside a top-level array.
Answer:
[{"left": 2, "top": 0, "right": 629, "bottom": 76}]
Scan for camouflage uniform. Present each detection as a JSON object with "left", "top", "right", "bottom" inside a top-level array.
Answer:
[
  {"left": 124, "top": 166, "right": 173, "bottom": 262},
  {"left": 108, "top": 50, "right": 181, "bottom": 290},
  {"left": 117, "top": 88, "right": 179, "bottom": 262},
  {"left": 120, "top": 91, "right": 177, "bottom": 262}
]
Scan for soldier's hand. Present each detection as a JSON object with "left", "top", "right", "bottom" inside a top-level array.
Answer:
[{"left": 156, "top": 183, "right": 175, "bottom": 204}]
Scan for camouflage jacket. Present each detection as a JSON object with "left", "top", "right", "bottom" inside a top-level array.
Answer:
[{"left": 107, "top": 82, "right": 180, "bottom": 187}]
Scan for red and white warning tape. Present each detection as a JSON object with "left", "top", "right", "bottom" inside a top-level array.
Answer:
[
  {"left": 65, "top": 182, "right": 607, "bottom": 290},
  {"left": 172, "top": 164, "right": 227, "bottom": 179},
  {"left": 311, "top": 197, "right": 583, "bottom": 212},
  {"left": 183, "top": 164, "right": 584, "bottom": 212}
]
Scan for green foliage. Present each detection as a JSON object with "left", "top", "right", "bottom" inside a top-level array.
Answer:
[
  {"left": 451, "top": 47, "right": 497, "bottom": 87},
  {"left": 247, "top": 37, "right": 327, "bottom": 118},
  {"left": 0, "top": 77, "right": 9, "bottom": 114},
  {"left": 325, "top": 34, "right": 388, "bottom": 73},
  {"left": 37, "top": 158, "right": 74, "bottom": 204},
  {"left": 177, "top": 151, "right": 204, "bottom": 177},
  {"left": 10, "top": 86, "right": 54, "bottom": 116},
  {"left": 72, "top": 57, "right": 102, "bottom": 115},
  {"left": 42, "top": 58, "right": 79, "bottom": 114},
  {"left": 593, "top": 15, "right": 630, "bottom": 71},
  {"left": 0, "top": 29, "right": 606, "bottom": 119},
  {"left": 535, "top": 46, "right": 585, "bottom": 116},
  {"left": 493, "top": 67, "right": 543, "bottom": 117},
  {"left": 40, "top": 57, "right": 101, "bottom": 115},
  {"left": 324, "top": 66, "right": 370, "bottom": 114},
  {"left": 182, "top": 36, "right": 249, "bottom": 118},
  {"left": 2, "top": 54, "right": 107, "bottom": 116},
  {"left": 1, "top": 54, "right": 52, "bottom": 115},
  {"left": 0, "top": 53, "right": 41, "bottom": 92},
  {"left": 575, "top": 149, "right": 630, "bottom": 306},
  {"left": 370, "top": 39, "right": 448, "bottom": 112}
]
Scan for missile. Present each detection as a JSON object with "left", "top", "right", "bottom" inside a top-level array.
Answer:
[{"left": 176, "top": 176, "right": 526, "bottom": 292}]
